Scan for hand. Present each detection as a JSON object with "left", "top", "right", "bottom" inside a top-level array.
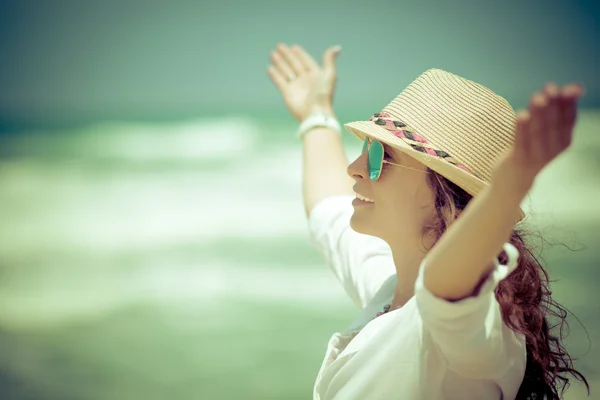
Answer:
[
  {"left": 492, "top": 82, "right": 584, "bottom": 193},
  {"left": 267, "top": 43, "right": 341, "bottom": 122}
]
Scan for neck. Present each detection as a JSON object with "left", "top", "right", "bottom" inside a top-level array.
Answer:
[{"left": 386, "top": 231, "right": 436, "bottom": 310}]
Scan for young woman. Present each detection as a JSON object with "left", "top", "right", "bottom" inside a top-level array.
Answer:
[{"left": 267, "top": 43, "right": 589, "bottom": 400}]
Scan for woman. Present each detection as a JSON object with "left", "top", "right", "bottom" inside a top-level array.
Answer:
[{"left": 267, "top": 43, "right": 589, "bottom": 399}]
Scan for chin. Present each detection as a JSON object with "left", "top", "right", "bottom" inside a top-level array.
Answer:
[{"left": 349, "top": 212, "right": 377, "bottom": 237}]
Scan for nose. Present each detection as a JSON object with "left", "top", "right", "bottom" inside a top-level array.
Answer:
[{"left": 347, "top": 150, "right": 368, "bottom": 180}]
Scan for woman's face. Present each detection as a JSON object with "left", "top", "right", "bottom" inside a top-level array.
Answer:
[{"left": 347, "top": 139, "right": 437, "bottom": 246}]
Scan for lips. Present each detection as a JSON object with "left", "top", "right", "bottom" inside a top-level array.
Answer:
[
  {"left": 353, "top": 185, "right": 375, "bottom": 203},
  {"left": 355, "top": 192, "right": 374, "bottom": 203}
]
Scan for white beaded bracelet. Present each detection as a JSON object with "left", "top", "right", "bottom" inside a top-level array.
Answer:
[{"left": 296, "top": 113, "right": 342, "bottom": 140}]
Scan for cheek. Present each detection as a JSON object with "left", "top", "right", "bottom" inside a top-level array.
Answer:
[
  {"left": 374, "top": 184, "right": 414, "bottom": 221},
  {"left": 376, "top": 178, "right": 435, "bottom": 223},
  {"left": 381, "top": 194, "right": 417, "bottom": 225}
]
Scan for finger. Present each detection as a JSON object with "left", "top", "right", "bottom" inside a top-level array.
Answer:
[
  {"left": 267, "top": 65, "right": 287, "bottom": 92},
  {"left": 528, "top": 91, "right": 549, "bottom": 159},
  {"left": 291, "top": 45, "right": 319, "bottom": 71},
  {"left": 563, "top": 83, "right": 584, "bottom": 99},
  {"left": 543, "top": 83, "right": 560, "bottom": 128},
  {"left": 513, "top": 109, "right": 532, "bottom": 161},
  {"left": 322, "top": 45, "right": 342, "bottom": 72},
  {"left": 557, "top": 84, "right": 582, "bottom": 146},
  {"left": 560, "top": 83, "right": 583, "bottom": 122},
  {"left": 277, "top": 43, "right": 304, "bottom": 75},
  {"left": 543, "top": 83, "right": 562, "bottom": 154},
  {"left": 270, "top": 49, "right": 294, "bottom": 81}
]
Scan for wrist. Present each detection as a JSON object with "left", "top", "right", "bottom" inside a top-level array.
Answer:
[
  {"left": 304, "top": 105, "right": 335, "bottom": 121},
  {"left": 296, "top": 112, "right": 341, "bottom": 140},
  {"left": 491, "top": 156, "right": 534, "bottom": 200}
]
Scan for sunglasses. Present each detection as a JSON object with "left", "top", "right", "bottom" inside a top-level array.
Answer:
[{"left": 362, "top": 138, "right": 430, "bottom": 180}]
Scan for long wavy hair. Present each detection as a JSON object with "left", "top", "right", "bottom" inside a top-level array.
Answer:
[{"left": 423, "top": 169, "right": 589, "bottom": 400}]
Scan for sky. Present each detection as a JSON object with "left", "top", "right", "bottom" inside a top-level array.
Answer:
[{"left": 0, "top": 0, "right": 598, "bottom": 130}]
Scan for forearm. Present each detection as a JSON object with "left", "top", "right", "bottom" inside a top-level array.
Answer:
[
  {"left": 302, "top": 124, "right": 355, "bottom": 217},
  {"left": 422, "top": 167, "right": 529, "bottom": 301}
]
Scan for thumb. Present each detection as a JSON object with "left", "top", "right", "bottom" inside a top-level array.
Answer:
[{"left": 322, "top": 45, "right": 342, "bottom": 72}]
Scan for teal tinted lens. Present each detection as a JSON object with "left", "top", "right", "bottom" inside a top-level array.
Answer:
[
  {"left": 362, "top": 138, "right": 369, "bottom": 154},
  {"left": 368, "top": 140, "right": 384, "bottom": 180}
]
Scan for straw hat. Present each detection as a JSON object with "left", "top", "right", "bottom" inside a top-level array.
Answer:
[{"left": 344, "top": 68, "right": 526, "bottom": 221}]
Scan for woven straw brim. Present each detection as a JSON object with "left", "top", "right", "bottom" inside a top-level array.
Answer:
[{"left": 344, "top": 120, "right": 526, "bottom": 222}]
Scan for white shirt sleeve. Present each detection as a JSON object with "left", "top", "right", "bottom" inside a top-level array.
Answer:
[
  {"left": 414, "top": 242, "right": 526, "bottom": 379},
  {"left": 307, "top": 195, "right": 396, "bottom": 309}
]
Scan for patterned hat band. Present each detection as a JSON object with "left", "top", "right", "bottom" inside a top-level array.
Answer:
[{"left": 369, "top": 112, "right": 472, "bottom": 174}]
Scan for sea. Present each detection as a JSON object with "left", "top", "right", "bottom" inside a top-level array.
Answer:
[{"left": 1, "top": 111, "right": 599, "bottom": 399}]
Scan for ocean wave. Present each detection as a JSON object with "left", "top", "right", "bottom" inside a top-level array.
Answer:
[{"left": 3, "top": 115, "right": 264, "bottom": 162}]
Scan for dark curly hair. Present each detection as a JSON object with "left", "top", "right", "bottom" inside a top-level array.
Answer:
[{"left": 423, "top": 169, "right": 590, "bottom": 399}]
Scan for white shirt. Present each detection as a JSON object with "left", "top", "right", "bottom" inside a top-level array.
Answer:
[{"left": 308, "top": 195, "right": 527, "bottom": 400}]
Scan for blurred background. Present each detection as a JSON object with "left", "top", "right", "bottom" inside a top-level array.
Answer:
[{"left": 0, "top": 0, "right": 598, "bottom": 399}]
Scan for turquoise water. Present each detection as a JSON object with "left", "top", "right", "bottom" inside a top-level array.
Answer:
[{"left": 1, "top": 112, "right": 599, "bottom": 399}]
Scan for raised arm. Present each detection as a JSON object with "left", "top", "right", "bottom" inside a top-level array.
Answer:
[
  {"left": 267, "top": 43, "right": 355, "bottom": 216},
  {"left": 267, "top": 44, "right": 395, "bottom": 307},
  {"left": 423, "top": 83, "right": 584, "bottom": 301}
]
